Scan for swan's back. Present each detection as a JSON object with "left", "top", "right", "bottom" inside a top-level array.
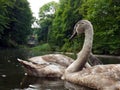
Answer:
[
  {"left": 29, "top": 54, "right": 73, "bottom": 67},
  {"left": 18, "top": 54, "right": 74, "bottom": 77},
  {"left": 64, "top": 64, "right": 120, "bottom": 90}
]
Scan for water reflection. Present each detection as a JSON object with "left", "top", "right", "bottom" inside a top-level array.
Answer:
[
  {"left": 65, "top": 82, "right": 95, "bottom": 90},
  {"left": 19, "top": 76, "right": 94, "bottom": 90},
  {"left": 20, "top": 76, "right": 66, "bottom": 90},
  {"left": 97, "top": 55, "right": 120, "bottom": 64},
  {"left": 0, "top": 49, "right": 28, "bottom": 90},
  {"left": 0, "top": 74, "right": 24, "bottom": 90}
]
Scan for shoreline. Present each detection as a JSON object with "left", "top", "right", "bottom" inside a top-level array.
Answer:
[
  {"left": 55, "top": 52, "right": 120, "bottom": 59},
  {"left": 94, "top": 55, "right": 120, "bottom": 59}
]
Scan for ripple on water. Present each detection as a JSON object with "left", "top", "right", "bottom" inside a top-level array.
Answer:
[{"left": 1, "top": 74, "right": 6, "bottom": 78}]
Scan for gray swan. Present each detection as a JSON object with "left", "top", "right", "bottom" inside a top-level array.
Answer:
[
  {"left": 18, "top": 54, "right": 73, "bottom": 77},
  {"left": 18, "top": 20, "right": 102, "bottom": 78},
  {"left": 18, "top": 53, "right": 101, "bottom": 77},
  {"left": 62, "top": 20, "right": 120, "bottom": 90}
]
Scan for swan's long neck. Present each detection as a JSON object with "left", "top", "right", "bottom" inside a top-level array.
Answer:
[
  {"left": 65, "top": 24, "right": 93, "bottom": 73},
  {"left": 82, "top": 26, "right": 93, "bottom": 56}
]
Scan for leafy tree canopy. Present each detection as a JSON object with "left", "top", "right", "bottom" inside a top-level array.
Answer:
[
  {"left": 0, "top": 0, "right": 33, "bottom": 47},
  {"left": 80, "top": 0, "right": 120, "bottom": 54},
  {"left": 37, "top": 1, "right": 58, "bottom": 43}
]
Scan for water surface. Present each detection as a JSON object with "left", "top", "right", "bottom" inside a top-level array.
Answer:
[{"left": 0, "top": 48, "right": 120, "bottom": 90}]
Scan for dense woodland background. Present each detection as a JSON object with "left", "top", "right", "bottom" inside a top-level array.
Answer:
[{"left": 0, "top": 0, "right": 120, "bottom": 55}]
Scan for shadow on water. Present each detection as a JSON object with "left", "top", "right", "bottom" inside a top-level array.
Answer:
[
  {"left": 95, "top": 55, "right": 120, "bottom": 64},
  {"left": 20, "top": 76, "right": 66, "bottom": 90},
  {"left": 0, "top": 48, "right": 120, "bottom": 90}
]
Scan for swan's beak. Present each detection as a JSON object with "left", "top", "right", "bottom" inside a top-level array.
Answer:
[{"left": 69, "top": 31, "right": 77, "bottom": 41}]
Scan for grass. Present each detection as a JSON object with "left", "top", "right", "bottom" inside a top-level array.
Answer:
[{"left": 31, "top": 43, "right": 52, "bottom": 52}]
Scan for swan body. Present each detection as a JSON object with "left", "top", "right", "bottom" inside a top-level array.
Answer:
[
  {"left": 63, "top": 20, "right": 120, "bottom": 90},
  {"left": 64, "top": 64, "right": 120, "bottom": 90},
  {"left": 18, "top": 53, "right": 101, "bottom": 78},
  {"left": 18, "top": 54, "right": 73, "bottom": 77}
]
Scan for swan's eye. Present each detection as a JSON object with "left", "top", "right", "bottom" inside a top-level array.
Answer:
[{"left": 81, "top": 22, "right": 84, "bottom": 24}]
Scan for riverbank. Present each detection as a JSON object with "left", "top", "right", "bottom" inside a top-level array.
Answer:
[
  {"left": 94, "top": 55, "right": 120, "bottom": 59},
  {"left": 56, "top": 52, "right": 120, "bottom": 59},
  {"left": 1, "top": 46, "right": 120, "bottom": 60}
]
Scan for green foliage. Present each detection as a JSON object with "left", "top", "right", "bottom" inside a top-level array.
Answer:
[
  {"left": 10, "top": 0, "right": 33, "bottom": 44},
  {"left": 31, "top": 43, "right": 52, "bottom": 52},
  {"left": 39, "top": 1, "right": 58, "bottom": 18},
  {"left": 37, "top": 1, "right": 58, "bottom": 43},
  {"left": 0, "top": 0, "right": 12, "bottom": 37},
  {"left": 37, "top": 0, "right": 84, "bottom": 52},
  {"left": 49, "top": 0, "right": 82, "bottom": 48},
  {"left": 36, "top": 0, "right": 120, "bottom": 55},
  {"left": 80, "top": 0, "right": 120, "bottom": 55},
  {"left": 0, "top": 0, "right": 33, "bottom": 47}
]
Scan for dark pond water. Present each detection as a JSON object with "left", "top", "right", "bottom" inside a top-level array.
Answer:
[{"left": 0, "top": 48, "right": 120, "bottom": 90}]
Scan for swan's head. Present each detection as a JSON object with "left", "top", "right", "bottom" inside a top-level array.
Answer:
[{"left": 69, "top": 20, "right": 92, "bottom": 40}]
